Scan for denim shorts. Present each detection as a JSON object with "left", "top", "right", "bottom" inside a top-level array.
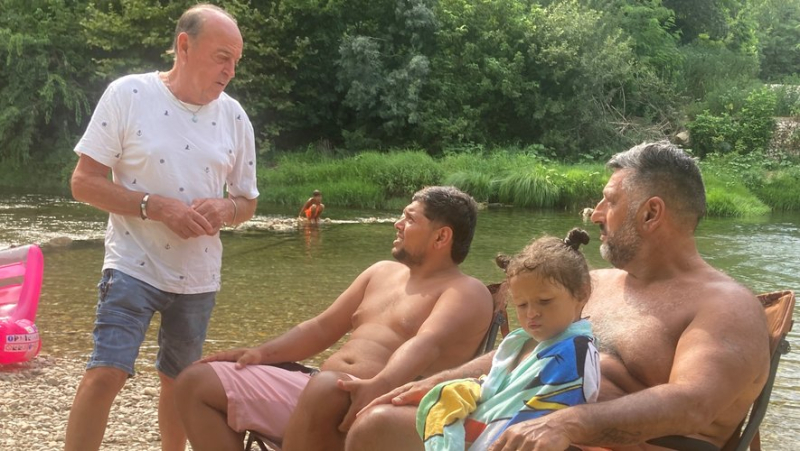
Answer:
[{"left": 87, "top": 268, "right": 216, "bottom": 378}]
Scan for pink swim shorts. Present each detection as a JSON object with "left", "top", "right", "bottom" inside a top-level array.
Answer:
[{"left": 209, "top": 362, "right": 314, "bottom": 441}]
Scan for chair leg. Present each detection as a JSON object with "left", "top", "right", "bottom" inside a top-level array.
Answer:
[{"left": 245, "top": 430, "right": 281, "bottom": 451}]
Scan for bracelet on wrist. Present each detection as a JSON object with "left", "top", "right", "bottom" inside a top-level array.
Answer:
[
  {"left": 140, "top": 193, "right": 150, "bottom": 220},
  {"left": 226, "top": 197, "right": 238, "bottom": 226}
]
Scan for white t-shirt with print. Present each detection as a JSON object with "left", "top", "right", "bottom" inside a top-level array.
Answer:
[{"left": 75, "top": 72, "right": 259, "bottom": 294}]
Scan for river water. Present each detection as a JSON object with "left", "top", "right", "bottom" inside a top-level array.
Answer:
[{"left": 1, "top": 195, "right": 798, "bottom": 448}]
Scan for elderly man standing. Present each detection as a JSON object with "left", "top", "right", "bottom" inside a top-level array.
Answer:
[
  {"left": 65, "top": 4, "right": 258, "bottom": 451},
  {"left": 348, "top": 142, "right": 770, "bottom": 451}
]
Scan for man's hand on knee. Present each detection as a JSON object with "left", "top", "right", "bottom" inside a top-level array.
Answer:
[
  {"left": 336, "top": 377, "right": 393, "bottom": 432},
  {"left": 197, "top": 347, "right": 262, "bottom": 369},
  {"left": 358, "top": 371, "right": 452, "bottom": 417},
  {"left": 488, "top": 418, "right": 572, "bottom": 451}
]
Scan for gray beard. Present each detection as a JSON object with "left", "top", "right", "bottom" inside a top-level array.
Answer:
[{"left": 600, "top": 218, "right": 641, "bottom": 269}]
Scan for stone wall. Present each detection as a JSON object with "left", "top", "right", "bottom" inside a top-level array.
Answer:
[{"left": 770, "top": 117, "right": 800, "bottom": 157}]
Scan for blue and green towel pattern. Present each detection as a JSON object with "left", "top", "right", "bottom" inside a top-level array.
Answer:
[{"left": 416, "top": 320, "right": 600, "bottom": 450}]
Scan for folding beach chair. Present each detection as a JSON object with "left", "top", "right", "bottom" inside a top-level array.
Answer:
[
  {"left": 647, "top": 290, "right": 795, "bottom": 451},
  {"left": 244, "top": 281, "right": 511, "bottom": 451}
]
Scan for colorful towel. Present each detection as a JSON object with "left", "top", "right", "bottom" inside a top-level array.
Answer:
[{"left": 416, "top": 319, "right": 599, "bottom": 451}]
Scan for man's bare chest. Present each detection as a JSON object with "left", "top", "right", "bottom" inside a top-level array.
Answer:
[
  {"left": 587, "top": 296, "right": 682, "bottom": 387},
  {"left": 353, "top": 283, "right": 441, "bottom": 334}
]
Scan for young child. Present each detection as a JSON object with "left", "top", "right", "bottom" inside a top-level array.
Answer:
[
  {"left": 298, "top": 189, "right": 325, "bottom": 222},
  {"left": 416, "top": 228, "right": 600, "bottom": 451}
]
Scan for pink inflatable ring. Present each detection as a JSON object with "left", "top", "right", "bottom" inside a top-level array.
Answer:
[{"left": 0, "top": 245, "right": 43, "bottom": 364}]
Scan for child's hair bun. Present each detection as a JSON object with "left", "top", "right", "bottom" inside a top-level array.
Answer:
[
  {"left": 495, "top": 254, "right": 511, "bottom": 271},
  {"left": 564, "top": 228, "right": 590, "bottom": 251}
]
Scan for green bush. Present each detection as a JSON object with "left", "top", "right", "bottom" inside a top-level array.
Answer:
[
  {"left": 687, "top": 86, "right": 777, "bottom": 157},
  {"left": 687, "top": 112, "right": 737, "bottom": 156},
  {"left": 258, "top": 148, "right": 611, "bottom": 211},
  {"left": 772, "top": 83, "right": 800, "bottom": 117},
  {"left": 0, "top": 0, "right": 95, "bottom": 169},
  {"left": 677, "top": 40, "right": 759, "bottom": 102}
]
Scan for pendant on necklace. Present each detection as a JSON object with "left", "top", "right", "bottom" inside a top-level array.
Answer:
[{"left": 192, "top": 115, "right": 199, "bottom": 123}]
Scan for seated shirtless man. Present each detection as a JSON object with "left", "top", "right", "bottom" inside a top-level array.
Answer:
[
  {"left": 174, "top": 186, "right": 493, "bottom": 451},
  {"left": 348, "top": 142, "right": 770, "bottom": 451}
]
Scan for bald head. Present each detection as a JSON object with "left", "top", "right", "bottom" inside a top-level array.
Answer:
[{"left": 168, "top": 4, "right": 237, "bottom": 54}]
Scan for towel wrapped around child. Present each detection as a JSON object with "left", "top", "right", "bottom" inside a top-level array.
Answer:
[{"left": 416, "top": 319, "right": 599, "bottom": 451}]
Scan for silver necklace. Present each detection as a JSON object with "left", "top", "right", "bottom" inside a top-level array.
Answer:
[{"left": 162, "top": 73, "right": 204, "bottom": 122}]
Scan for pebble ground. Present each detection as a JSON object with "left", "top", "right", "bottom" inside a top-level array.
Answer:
[{"left": 1, "top": 355, "right": 190, "bottom": 450}]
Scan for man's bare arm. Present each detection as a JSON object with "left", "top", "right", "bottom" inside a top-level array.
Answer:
[
  {"left": 338, "top": 277, "right": 493, "bottom": 429},
  {"left": 200, "top": 262, "right": 381, "bottom": 367},
  {"left": 374, "top": 278, "right": 491, "bottom": 386},
  {"left": 362, "top": 350, "right": 495, "bottom": 412},
  {"left": 72, "top": 153, "right": 215, "bottom": 238},
  {"left": 230, "top": 196, "right": 257, "bottom": 224}
]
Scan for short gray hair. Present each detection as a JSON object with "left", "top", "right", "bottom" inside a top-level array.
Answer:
[{"left": 607, "top": 141, "right": 706, "bottom": 229}]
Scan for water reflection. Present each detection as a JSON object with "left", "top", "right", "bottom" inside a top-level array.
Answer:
[
  {"left": 302, "top": 221, "right": 322, "bottom": 258},
  {"left": 1, "top": 195, "right": 799, "bottom": 448}
]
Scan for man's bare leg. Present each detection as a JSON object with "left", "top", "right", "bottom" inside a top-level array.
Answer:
[
  {"left": 64, "top": 366, "right": 128, "bottom": 451},
  {"left": 175, "top": 363, "right": 245, "bottom": 451},
  {"left": 345, "top": 404, "right": 422, "bottom": 451},
  {"left": 159, "top": 371, "right": 187, "bottom": 451},
  {"left": 282, "top": 371, "right": 352, "bottom": 451}
]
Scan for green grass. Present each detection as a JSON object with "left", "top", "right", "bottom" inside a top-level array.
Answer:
[
  {"left": 252, "top": 148, "right": 798, "bottom": 216},
  {"left": 749, "top": 168, "right": 800, "bottom": 212},
  {"left": 440, "top": 153, "right": 605, "bottom": 209},
  {"left": 442, "top": 171, "right": 494, "bottom": 202},
  {"left": 495, "top": 167, "right": 562, "bottom": 208},
  {"left": 2, "top": 140, "right": 794, "bottom": 217},
  {"left": 551, "top": 164, "right": 606, "bottom": 208},
  {"left": 258, "top": 181, "right": 385, "bottom": 209},
  {"left": 703, "top": 172, "right": 771, "bottom": 217}
]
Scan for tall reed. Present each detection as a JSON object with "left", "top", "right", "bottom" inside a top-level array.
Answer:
[
  {"left": 495, "top": 167, "right": 562, "bottom": 208},
  {"left": 256, "top": 148, "right": 792, "bottom": 216}
]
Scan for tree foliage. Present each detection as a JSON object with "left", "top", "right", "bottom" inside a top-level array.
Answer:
[
  {"left": 751, "top": 0, "right": 800, "bottom": 80},
  {"left": 1, "top": 0, "right": 799, "bottom": 172},
  {"left": 0, "top": 0, "right": 94, "bottom": 167}
]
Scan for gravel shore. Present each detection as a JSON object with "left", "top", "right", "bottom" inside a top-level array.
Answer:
[{"left": 1, "top": 355, "right": 185, "bottom": 451}]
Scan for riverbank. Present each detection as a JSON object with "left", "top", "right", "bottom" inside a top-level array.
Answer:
[
  {"left": 257, "top": 149, "right": 800, "bottom": 217},
  {"left": 0, "top": 355, "right": 178, "bottom": 450},
  {"left": 3, "top": 147, "right": 799, "bottom": 218}
]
